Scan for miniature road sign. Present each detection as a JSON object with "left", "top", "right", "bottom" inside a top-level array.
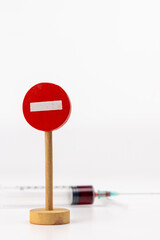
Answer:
[
  {"left": 23, "top": 82, "right": 71, "bottom": 225},
  {"left": 23, "top": 82, "right": 71, "bottom": 132}
]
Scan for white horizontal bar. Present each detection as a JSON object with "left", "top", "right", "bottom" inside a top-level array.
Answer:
[{"left": 30, "top": 100, "right": 62, "bottom": 112}]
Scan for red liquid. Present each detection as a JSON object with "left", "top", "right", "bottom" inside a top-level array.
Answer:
[{"left": 77, "top": 186, "right": 95, "bottom": 205}]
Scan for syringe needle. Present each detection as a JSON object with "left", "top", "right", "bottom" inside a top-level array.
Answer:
[{"left": 118, "top": 192, "right": 160, "bottom": 195}]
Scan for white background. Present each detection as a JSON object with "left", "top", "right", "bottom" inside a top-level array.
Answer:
[{"left": 0, "top": 0, "right": 160, "bottom": 239}]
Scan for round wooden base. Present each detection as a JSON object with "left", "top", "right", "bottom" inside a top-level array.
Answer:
[{"left": 30, "top": 208, "right": 70, "bottom": 225}]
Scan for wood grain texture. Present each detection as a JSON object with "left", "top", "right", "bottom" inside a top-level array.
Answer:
[
  {"left": 45, "top": 131, "right": 53, "bottom": 210},
  {"left": 30, "top": 208, "right": 70, "bottom": 225}
]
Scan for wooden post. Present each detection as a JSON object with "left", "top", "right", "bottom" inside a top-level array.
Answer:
[
  {"left": 45, "top": 131, "right": 53, "bottom": 210},
  {"left": 30, "top": 129, "right": 70, "bottom": 224}
]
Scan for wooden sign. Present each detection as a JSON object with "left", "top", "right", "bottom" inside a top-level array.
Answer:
[{"left": 23, "top": 82, "right": 71, "bottom": 225}]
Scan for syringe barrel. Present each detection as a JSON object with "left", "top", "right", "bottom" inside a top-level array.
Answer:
[
  {"left": 0, "top": 185, "right": 95, "bottom": 207},
  {"left": 52, "top": 186, "right": 95, "bottom": 205},
  {"left": 53, "top": 186, "right": 72, "bottom": 205}
]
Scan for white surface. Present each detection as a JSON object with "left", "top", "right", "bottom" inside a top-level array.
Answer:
[
  {"left": 0, "top": 0, "right": 160, "bottom": 184},
  {"left": 0, "top": 0, "right": 160, "bottom": 239},
  {"left": 0, "top": 195, "right": 160, "bottom": 240}
]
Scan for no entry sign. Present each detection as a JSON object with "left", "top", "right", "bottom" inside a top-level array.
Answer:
[
  {"left": 23, "top": 83, "right": 71, "bottom": 131},
  {"left": 23, "top": 82, "right": 71, "bottom": 225}
]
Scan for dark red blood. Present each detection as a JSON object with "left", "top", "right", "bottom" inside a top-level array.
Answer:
[
  {"left": 105, "top": 192, "right": 111, "bottom": 197},
  {"left": 77, "top": 186, "right": 95, "bottom": 205},
  {"left": 23, "top": 82, "right": 71, "bottom": 131}
]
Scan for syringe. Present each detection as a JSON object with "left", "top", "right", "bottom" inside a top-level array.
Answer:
[{"left": 0, "top": 185, "right": 159, "bottom": 208}]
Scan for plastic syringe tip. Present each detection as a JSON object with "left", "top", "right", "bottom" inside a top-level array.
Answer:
[
  {"left": 96, "top": 190, "right": 119, "bottom": 199},
  {"left": 110, "top": 191, "right": 119, "bottom": 196}
]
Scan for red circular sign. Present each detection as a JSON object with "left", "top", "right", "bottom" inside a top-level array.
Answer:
[{"left": 23, "top": 83, "right": 71, "bottom": 131}]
